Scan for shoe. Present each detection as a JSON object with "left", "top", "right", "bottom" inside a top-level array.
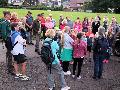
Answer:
[
  {"left": 67, "top": 71, "right": 71, "bottom": 75},
  {"left": 15, "top": 73, "right": 23, "bottom": 79},
  {"left": 61, "top": 86, "right": 70, "bottom": 90},
  {"left": 77, "top": 76, "right": 81, "bottom": 79},
  {"left": 92, "top": 76, "right": 98, "bottom": 80},
  {"left": 49, "top": 84, "right": 55, "bottom": 90},
  {"left": 72, "top": 75, "right": 75, "bottom": 78},
  {"left": 30, "top": 42, "right": 34, "bottom": 45},
  {"left": 21, "top": 75, "right": 29, "bottom": 81},
  {"left": 64, "top": 72, "right": 68, "bottom": 75}
]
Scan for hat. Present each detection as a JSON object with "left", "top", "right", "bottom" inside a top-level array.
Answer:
[{"left": 28, "top": 11, "right": 32, "bottom": 14}]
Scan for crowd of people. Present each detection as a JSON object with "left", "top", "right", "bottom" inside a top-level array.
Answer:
[{"left": 0, "top": 10, "right": 120, "bottom": 90}]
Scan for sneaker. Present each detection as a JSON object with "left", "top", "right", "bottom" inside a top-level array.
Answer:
[
  {"left": 15, "top": 73, "right": 22, "bottom": 78},
  {"left": 61, "top": 86, "right": 70, "bottom": 90},
  {"left": 77, "top": 76, "right": 81, "bottom": 79},
  {"left": 72, "top": 75, "right": 75, "bottom": 78},
  {"left": 64, "top": 72, "right": 68, "bottom": 75},
  {"left": 21, "top": 75, "right": 29, "bottom": 81},
  {"left": 67, "top": 71, "right": 71, "bottom": 75}
]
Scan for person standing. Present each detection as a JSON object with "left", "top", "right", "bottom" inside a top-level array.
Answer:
[
  {"left": 82, "top": 17, "right": 89, "bottom": 33},
  {"left": 44, "top": 29, "right": 70, "bottom": 90},
  {"left": 92, "top": 26, "right": 109, "bottom": 80},
  {"left": 60, "top": 26, "right": 74, "bottom": 75},
  {"left": 25, "top": 11, "right": 34, "bottom": 45},
  {"left": 92, "top": 17, "right": 100, "bottom": 35},
  {"left": 72, "top": 33, "right": 87, "bottom": 79},
  {"left": 11, "top": 23, "right": 29, "bottom": 80},
  {"left": 0, "top": 11, "right": 14, "bottom": 75},
  {"left": 33, "top": 14, "right": 42, "bottom": 55},
  {"left": 103, "top": 15, "right": 109, "bottom": 32}
]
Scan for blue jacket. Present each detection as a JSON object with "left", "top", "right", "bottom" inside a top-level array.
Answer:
[{"left": 44, "top": 38, "right": 60, "bottom": 65}]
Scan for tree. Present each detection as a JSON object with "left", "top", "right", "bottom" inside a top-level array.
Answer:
[
  {"left": 91, "top": 0, "right": 120, "bottom": 13},
  {"left": 0, "top": 0, "right": 8, "bottom": 7}
]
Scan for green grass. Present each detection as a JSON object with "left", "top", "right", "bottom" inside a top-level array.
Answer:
[{"left": 0, "top": 8, "right": 120, "bottom": 26}]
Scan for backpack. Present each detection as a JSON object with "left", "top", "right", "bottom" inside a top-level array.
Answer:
[
  {"left": 94, "top": 37, "right": 109, "bottom": 54},
  {"left": 40, "top": 40, "right": 55, "bottom": 73},
  {"left": 5, "top": 33, "right": 18, "bottom": 51}
]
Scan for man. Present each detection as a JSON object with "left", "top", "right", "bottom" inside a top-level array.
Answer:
[
  {"left": 32, "top": 14, "right": 42, "bottom": 55},
  {"left": 0, "top": 11, "right": 14, "bottom": 75},
  {"left": 66, "top": 17, "right": 73, "bottom": 29},
  {"left": 25, "top": 11, "right": 34, "bottom": 45}
]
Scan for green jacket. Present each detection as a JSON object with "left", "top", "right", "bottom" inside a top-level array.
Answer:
[{"left": 0, "top": 18, "right": 11, "bottom": 40}]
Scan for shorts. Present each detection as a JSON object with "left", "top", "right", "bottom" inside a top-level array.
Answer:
[
  {"left": 13, "top": 54, "right": 26, "bottom": 64},
  {"left": 87, "top": 46, "right": 92, "bottom": 52}
]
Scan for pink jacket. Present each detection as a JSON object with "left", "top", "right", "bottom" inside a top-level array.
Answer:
[
  {"left": 73, "top": 40, "right": 87, "bottom": 58},
  {"left": 45, "top": 22, "right": 54, "bottom": 29},
  {"left": 73, "top": 23, "right": 82, "bottom": 32}
]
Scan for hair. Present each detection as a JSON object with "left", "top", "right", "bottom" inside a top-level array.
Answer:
[
  {"left": 77, "top": 33, "right": 82, "bottom": 39},
  {"left": 37, "top": 14, "right": 42, "bottom": 17},
  {"left": 45, "top": 29, "right": 56, "bottom": 38},
  {"left": 63, "top": 26, "right": 71, "bottom": 34},
  {"left": 46, "top": 17, "right": 51, "bottom": 22},
  {"left": 11, "top": 12, "right": 18, "bottom": 18},
  {"left": 98, "top": 26, "right": 106, "bottom": 37},
  {"left": 3, "top": 11, "right": 11, "bottom": 16},
  {"left": 11, "top": 23, "right": 18, "bottom": 30}
]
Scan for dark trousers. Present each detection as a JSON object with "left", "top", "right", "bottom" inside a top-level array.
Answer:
[
  {"left": 41, "top": 26, "right": 46, "bottom": 39},
  {"left": 6, "top": 50, "right": 14, "bottom": 74},
  {"left": 93, "top": 54, "right": 104, "bottom": 78},
  {"left": 73, "top": 58, "right": 84, "bottom": 77},
  {"left": 62, "top": 61, "right": 70, "bottom": 72}
]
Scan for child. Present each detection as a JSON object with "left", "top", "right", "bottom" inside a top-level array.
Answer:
[{"left": 72, "top": 33, "right": 87, "bottom": 79}]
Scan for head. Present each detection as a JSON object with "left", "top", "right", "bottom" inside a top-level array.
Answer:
[
  {"left": 63, "top": 26, "right": 71, "bottom": 34},
  {"left": 27, "top": 11, "right": 32, "bottom": 16},
  {"left": 37, "top": 14, "right": 42, "bottom": 21},
  {"left": 11, "top": 12, "right": 18, "bottom": 19},
  {"left": 98, "top": 26, "right": 106, "bottom": 37},
  {"left": 62, "top": 19, "right": 67, "bottom": 25},
  {"left": 77, "top": 33, "right": 82, "bottom": 40},
  {"left": 3, "top": 11, "right": 11, "bottom": 20},
  {"left": 41, "top": 13, "right": 44, "bottom": 17},
  {"left": 46, "top": 17, "right": 51, "bottom": 22},
  {"left": 11, "top": 23, "right": 19, "bottom": 31},
  {"left": 45, "top": 29, "right": 56, "bottom": 38},
  {"left": 49, "top": 14, "right": 52, "bottom": 19}
]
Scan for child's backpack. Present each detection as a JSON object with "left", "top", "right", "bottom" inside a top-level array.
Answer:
[
  {"left": 94, "top": 37, "right": 110, "bottom": 54},
  {"left": 5, "top": 33, "right": 18, "bottom": 51},
  {"left": 40, "top": 40, "right": 55, "bottom": 73}
]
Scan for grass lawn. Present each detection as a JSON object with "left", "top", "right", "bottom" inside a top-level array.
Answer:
[{"left": 0, "top": 8, "right": 120, "bottom": 26}]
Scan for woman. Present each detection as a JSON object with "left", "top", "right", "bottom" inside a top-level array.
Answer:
[
  {"left": 93, "top": 26, "right": 109, "bottom": 80},
  {"left": 11, "top": 22, "right": 29, "bottom": 80},
  {"left": 60, "top": 26, "right": 74, "bottom": 75},
  {"left": 82, "top": 17, "right": 89, "bottom": 33},
  {"left": 44, "top": 29, "right": 70, "bottom": 90},
  {"left": 72, "top": 33, "right": 87, "bottom": 79},
  {"left": 10, "top": 12, "right": 19, "bottom": 23},
  {"left": 45, "top": 17, "right": 54, "bottom": 29},
  {"left": 73, "top": 20, "right": 82, "bottom": 33}
]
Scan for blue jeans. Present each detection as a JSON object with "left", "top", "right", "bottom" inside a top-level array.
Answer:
[
  {"left": 93, "top": 54, "right": 104, "bottom": 78},
  {"left": 26, "top": 31, "right": 32, "bottom": 43},
  {"left": 48, "top": 64, "right": 66, "bottom": 88}
]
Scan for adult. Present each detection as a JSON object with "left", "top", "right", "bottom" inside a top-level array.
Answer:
[
  {"left": 49, "top": 14, "right": 56, "bottom": 27},
  {"left": 44, "top": 29, "right": 70, "bottom": 90},
  {"left": 32, "top": 14, "right": 42, "bottom": 55},
  {"left": 66, "top": 17, "right": 73, "bottom": 29},
  {"left": 92, "top": 17, "right": 100, "bottom": 35},
  {"left": 72, "top": 33, "right": 87, "bottom": 79},
  {"left": 61, "top": 26, "right": 74, "bottom": 75},
  {"left": 73, "top": 20, "right": 82, "bottom": 33},
  {"left": 59, "top": 14, "right": 64, "bottom": 29},
  {"left": 0, "top": 11, "right": 14, "bottom": 75},
  {"left": 40, "top": 13, "right": 46, "bottom": 39},
  {"left": 25, "top": 11, "right": 34, "bottom": 45},
  {"left": 45, "top": 17, "right": 54, "bottom": 29},
  {"left": 11, "top": 23, "right": 29, "bottom": 80},
  {"left": 82, "top": 17, "right": 89, "bottom": 33},
  {"left": 10, "top": 12, "right": 19, "bottom": 23},
  {"left": 60, "top": 19, "right": 68, "bottom": 30},
  {"left": 103, "top": 15, "right": 109, "bottom": 32},
  {"left": 93, "top": 26, "right": 109, "bottom": 80}
]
